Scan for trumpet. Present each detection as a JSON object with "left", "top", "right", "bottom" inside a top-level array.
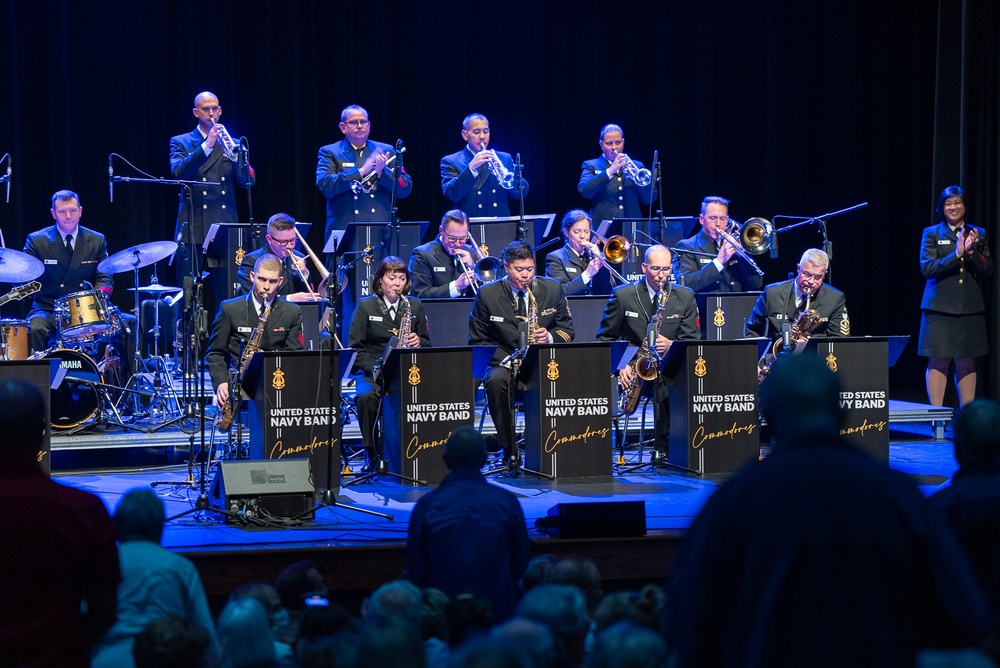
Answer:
[
  {"left": 210, "top": 118, "right": 240, "bottom": 162},
  {"left": 351, "top": 147, "right": 405, "bottom": 195},
  {"left": 478, "top": 144, "right": 515, "bottom": 190},
  {"left": 582, "top": 230, "right": 629, "bottom": 285},
  {"left": 613, "top": 150, "right": 652, "bottom": 187}
]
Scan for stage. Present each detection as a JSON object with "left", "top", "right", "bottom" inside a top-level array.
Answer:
[{"left": 45, "top": 386, "right": 957, "bottom": 614}]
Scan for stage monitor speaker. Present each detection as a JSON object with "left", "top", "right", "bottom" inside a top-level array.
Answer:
[
  {"left": 535, "top": 500, "right": 646, "bottom": 539},
  {"left": 210, "top": 458, "right": 315, "bottom": 525}
]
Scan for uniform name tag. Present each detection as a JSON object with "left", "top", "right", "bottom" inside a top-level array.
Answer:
[
  {"left": 625, "top": 310, "right": 639, "bottom": 318},
  {"left": 342, "top": 162, "right": 356, "bottom": 167},
  {"left": 699, "top": 258, "right": 712, "bottom": 264},
  {"left": 776, "top": 314, "right": 785, "bottom": 320},
  {"left": 369, "top": 315, "right": 383, "bottom": 322},
  {"left": 237, "top": 326, "right": 252, "bottom": 334},
  {"left": 490, "top": 315, "right": 504, "bottom": 322},
  {"left": 567, "top": 267, "right": 578, "bottom": 273},
  {"left": 433, "top": 266, "right": 446, "bottom": 272},
  {"left": 938, "top": 239, "right": 952, "bottom": 245},
  {"left": 597, "top": 169, "right": 606, "bottom": 176},
  {"left": 44, "top": 259, "right": 58, "bottom": 265}
]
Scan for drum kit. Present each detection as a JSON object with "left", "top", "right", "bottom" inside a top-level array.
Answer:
[{"left": 0, "top": 240, "right": 190, "bottom": 433}]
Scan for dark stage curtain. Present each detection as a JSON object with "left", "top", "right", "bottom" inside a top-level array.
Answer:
[{"left": 0, "top": 0, "right": 996, "bottom": 402}]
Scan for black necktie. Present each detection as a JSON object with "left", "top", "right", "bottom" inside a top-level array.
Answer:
[
  {"left": 517, "top": 291, "right": 525, "bottom": 318},
  {"left": 388, "top": 304, "right": 396, "bottom": 321},
  {"left": 65, "top": 234, "right": 73, "bottom": 254}
]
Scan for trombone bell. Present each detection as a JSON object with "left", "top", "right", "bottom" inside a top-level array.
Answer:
[{"left": 740, "top": 217, "right": 772, "bottom": 255}]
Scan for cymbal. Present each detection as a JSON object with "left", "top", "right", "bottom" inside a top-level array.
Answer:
[
  {"left": 127, "top": 283, "right": 182, "bottom": 295},
  {"left": 98, "top": 240, "right": 179, "bottom": 274},
  {"left": 0, "top": 248, "right": 44, "bottom": 282}
]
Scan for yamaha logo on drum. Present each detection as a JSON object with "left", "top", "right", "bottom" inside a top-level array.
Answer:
[{"left": 60, "top": 359, "right": 84, "bottom": 369}]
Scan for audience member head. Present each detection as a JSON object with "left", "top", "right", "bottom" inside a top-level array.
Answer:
[
  {"left": 215, "top": 597, "right": 277, "bottom": 668},
  {"left": 516, "top": 584, "right": 589, "bottom": 665},
  {"left": 952, "top": 399, "right": 1000, "bottom": 469},
  {"left": 229, "top": 582, "right": 287, "bottom": 633},
  {"left": 447, "top": 594, "right": 494, "bottom": 647},
  {"left": 0, "top": 378, "right": 47, "bottom": 463},
  {"left": 114, "top": 488, "right": 166, "bottom": 544},
  {"left": 364, "top": 579, "right": 424, "bottom": 628},
  {"left": 760, "top": 354, "right": 844, "bottom": 444},
  {"left": 448, "top": 637, "right": 531, "bottom": 668},
  {"left": 520, "top": 553, "right": 557, "bottom": 593},
  {"left": 489, "top": 617, "right": 555, "bottom": 668},
  {"left": 297, "top": 630, "right": 359, "bottom": 668},
  {"left": 355, "top": 621, "right": 426, "bottom": 668},
  {"left": 132, "top": 616, "right": 211, "bottom": 668},
  {"left": 275, "top": 559, "right": 327, "bottom": 611},
  {"left": 593, "top": 585, "right": 665, "bottom": 632},
  {"left": 588, "top": 621, "right": 668, "bottom": 668},
  {"left": 443, "top": 425, "right": 489, "bottom": 470},
  {"left": 421, "top": 587, "right": 450, "bottom": 641},
  {"left": 296, "top": 601, "right": 356, "bottom": 645},
  {"left": 548, "top": 555, "right": 603, "bottom": 615}
]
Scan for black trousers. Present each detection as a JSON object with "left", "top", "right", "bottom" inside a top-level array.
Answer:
[
  {"left": 483, "top": 364, "right": 522, "bottom": 458},
  {"left": 354, "top": 376, "right": 383, "bottom": 459}
]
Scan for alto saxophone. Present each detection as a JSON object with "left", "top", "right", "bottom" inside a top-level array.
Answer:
[
  {"left": 620, "top": 289, "right": 668, "bottom": 416},
  {"left": 216, "top": 302, "right": 271, "bottom": 430},
  {"left": 757, "top": 289, "right": 821, "bottom": 383},
  {"left": 395, "top": 293, "right": 412, "bottom": 346}
]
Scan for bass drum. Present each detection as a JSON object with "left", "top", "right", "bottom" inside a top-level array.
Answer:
[{"left": 38, "top": 349, "right": 103, "bottom": 430}]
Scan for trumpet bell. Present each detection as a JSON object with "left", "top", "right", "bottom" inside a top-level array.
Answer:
[{"left": 741, "top": 217, "right": 772, "bottom": 255}]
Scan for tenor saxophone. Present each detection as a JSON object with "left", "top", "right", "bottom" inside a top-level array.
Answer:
[
  {"left": 756, "top": 289, "right": 821, "bottom": 383},
  {"left": 620, "top": 289, "right": 668, "bottom": 416},
  {"left": 216, "top": 302, "right": 271, "bottom": 430}
]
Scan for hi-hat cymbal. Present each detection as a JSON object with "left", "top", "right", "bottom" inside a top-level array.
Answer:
[
  {"left": 98, "top": 240, "right": 179, "bottom": 274},
  {"left": 127, "top": 283, "right": 182, "bottom": 296},
  {"left": 0, "top": 248, "right": 45, "bottom": 282}
]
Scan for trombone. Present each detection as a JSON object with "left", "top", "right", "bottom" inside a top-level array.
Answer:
[
  {"left": 455, "top": 229, "right": 502, "bottom": 294},
  {"left": 717, "top": 218, "right": 767, "bottom": 276},
  {"left": 583, "top": 230, "right": 629, "bottom": 285},
  {"left": 292, "top": 227, "right": 332, "bottom": 295}
]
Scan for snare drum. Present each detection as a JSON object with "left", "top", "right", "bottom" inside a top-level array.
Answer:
[
  {"left": 55, "top": 289, "right": 114, "bottom": 340},
  {"left": 0, "top": 319, "right": 29, "bottom": 360},
  {"left": 37, "top": 348, "right": 103, "bottom": 430}
]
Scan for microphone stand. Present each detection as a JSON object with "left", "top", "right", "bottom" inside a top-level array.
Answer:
[
  {"left": 387, "top": 140, "right": 404, "bottom": 257},
  {"left": 769, "top": 201, "right": 868, "bottom": 287},
  {"left": 238, "top": 139, "right": 261, "bottom": 250},
  {"left": 514, "top": 154, "right": 528, "bottom": 242}
]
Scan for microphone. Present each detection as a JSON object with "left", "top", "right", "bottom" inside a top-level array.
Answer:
[
  {"left": 517, "top": 319, "right": 528, "bottom": 353},
  {"left": 108, "top": 155, "right": 113, "bottom": 203},
  {"left": 652, "top": 150, "right": 658, "bottom": 181},
  {"left": 237, "top": 137, "right": 248, "bottom": 175},
  {"left": 647, "top": 323, "right": 657, "bottom": 351},
  {"left": 5, "top": 154, "right": 10, "bottom": 204},
  {"left": 780, "top": 323, "right": 792, "bottom": 355},
  {"left": 770, "top": 226, "right": 779, "bottom": 259}
]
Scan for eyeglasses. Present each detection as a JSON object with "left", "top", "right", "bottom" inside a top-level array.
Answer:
[
  {"left": 343, "top": 119, "right": 370, "bottom": 128},
  {"left": 646, "top": 265, "right": 671, "bottom": 273},
  {"left": 268, "top": 235, "right": 297, "bottom": 247},
  {"left": 799, "top": 270, "right": 826, "bottom": 281},
  {"left": 443, "top": 234, "right": 469, "bottom": 243}
]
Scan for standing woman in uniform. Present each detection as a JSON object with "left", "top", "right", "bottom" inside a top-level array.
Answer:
[{"left": 919, "top": 185, "right": 993, "bottom": 407}]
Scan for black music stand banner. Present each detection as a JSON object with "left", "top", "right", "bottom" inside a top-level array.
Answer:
[
  {"left": 805, "top": 336, "right": 908, "bottom": 461},
  {"left": 243, "top": 349, "right": 355, "bottom": 492},
  {"left": 662, "top": 339, "right": 763, "bottom": 474},
  {"left": 696, "top": 292, "right": 761, "bottom": 340},
  {"left": 521, "top": 342, "right": 616, "bottom": 478},
  {"left": 468, "top": 214, "right": 555, "bottom": 252},
  {"left": 0, "top": 360, "right": 52, "bottom": 474},
  {"left": 382, "top": 346, "right": 478, "bottom": 485}
]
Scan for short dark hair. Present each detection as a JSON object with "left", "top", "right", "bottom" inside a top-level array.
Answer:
[
  {"left": 340, "top": 104, "right": 368, "bottom": 122},
  {"left": 760, "top": 354, "right": 844, "bottom": 440},
  {"left": 462, "top": 113, "right": 488, "bottom": 130},
  {"left": 440, "top": 209, "right": 469, "bottom": 230},
  {"left": 936, "top": 185, "right": 966, "bottom": 224},
  {"left": 443, "top": 426, "right": 488, "bottom": 469},
  {"left": 560, "top": 209, "right": 591, "bottom": 237},
  {"left": 254, "top": 253, "right": 282, "bottom": 275},
  {"left": 599, "top": 123, "right": 623, "bottom": 142},
  {"left": 132, "top": 616, "right": 211, "bottom": 668},
  {"left": 52, "top": 189, "right": 80, "bottom": 208},
  {"left": 502, "top": 240, "right": 533, "bottom": 264},
  {"left": 372, "top": 256, "right": 411, "bottom": 297},
  {"left": 953, "top": 399, "right": 1000, "bottom": 465},
  {"left": 700, "top": 196, "right": 730, "bottom": 216},
  {"left": 114, "top": 488, "right": 166, "bottom": 543},
  {"left": 267, "top": 213, "right": 296, "bottom": 233},
  {"left": 0, "top": 378, "right": 48, "bottom": 459}
]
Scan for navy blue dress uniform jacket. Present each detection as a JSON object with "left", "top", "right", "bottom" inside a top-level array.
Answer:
[
  {"left": 170, "top": 127, "right": 255, "bottom": 245},
  {"left": 675, "top": 229, "right": 763, "bottom": 293},
  {"left": 545, "top": 244, "right": 614, "bottom": 296},
  {"left": 316, "top": 139, "right": 413, "bottom": 241},
  {"left": 744, "top": 279, "right": 850, "bottom": 339},
  {"left": 408, "top": 238, "right": 476, "bottom": 299},
  {"left": 205, "top": 295, "right": 303, "bottom": 390},
  {"left": 235, "top": 247, "right": 310, "bottom": 298},
  {"left": 24, "top": 225, "right": 113, "bottom": 316},
  {"left": 441, "top": 147, "right": 528, "bottom": 218},
  {"left": 348, "top": 294, "right": 431, "bottom": 380},
  {"left": 596, "top": 280, "right": 701, "bottom": 347},
  {"left": 577, "top": 155, "right": 655, "bottom": 224},
  {"left": 919, "top": 222, "right": 992, "bottom": 315}
]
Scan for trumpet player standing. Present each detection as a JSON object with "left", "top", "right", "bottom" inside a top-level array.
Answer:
[
  {"left": 676, "top": 196, "right": 764, "bottom": 293},
  {"left": 597, "top": 245, "right": 700, "bottom": 459},
  {"left": 170, "top": 91, "right": 256, "bottom": 317},
  {"left": 236, "top": 213, "right": 322, "bottom": 303},
  {"left": 441, "top": 114, "right": 529, "bottom": 218},
  {"left": 408, "top": 210, "right": 478, "bottom": 298},
  {"left": 316, "top": 105, "right": 413, "bottom": 242},
  {"left": 578, "top": 124, "right": 656, "bottom": 225}
]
